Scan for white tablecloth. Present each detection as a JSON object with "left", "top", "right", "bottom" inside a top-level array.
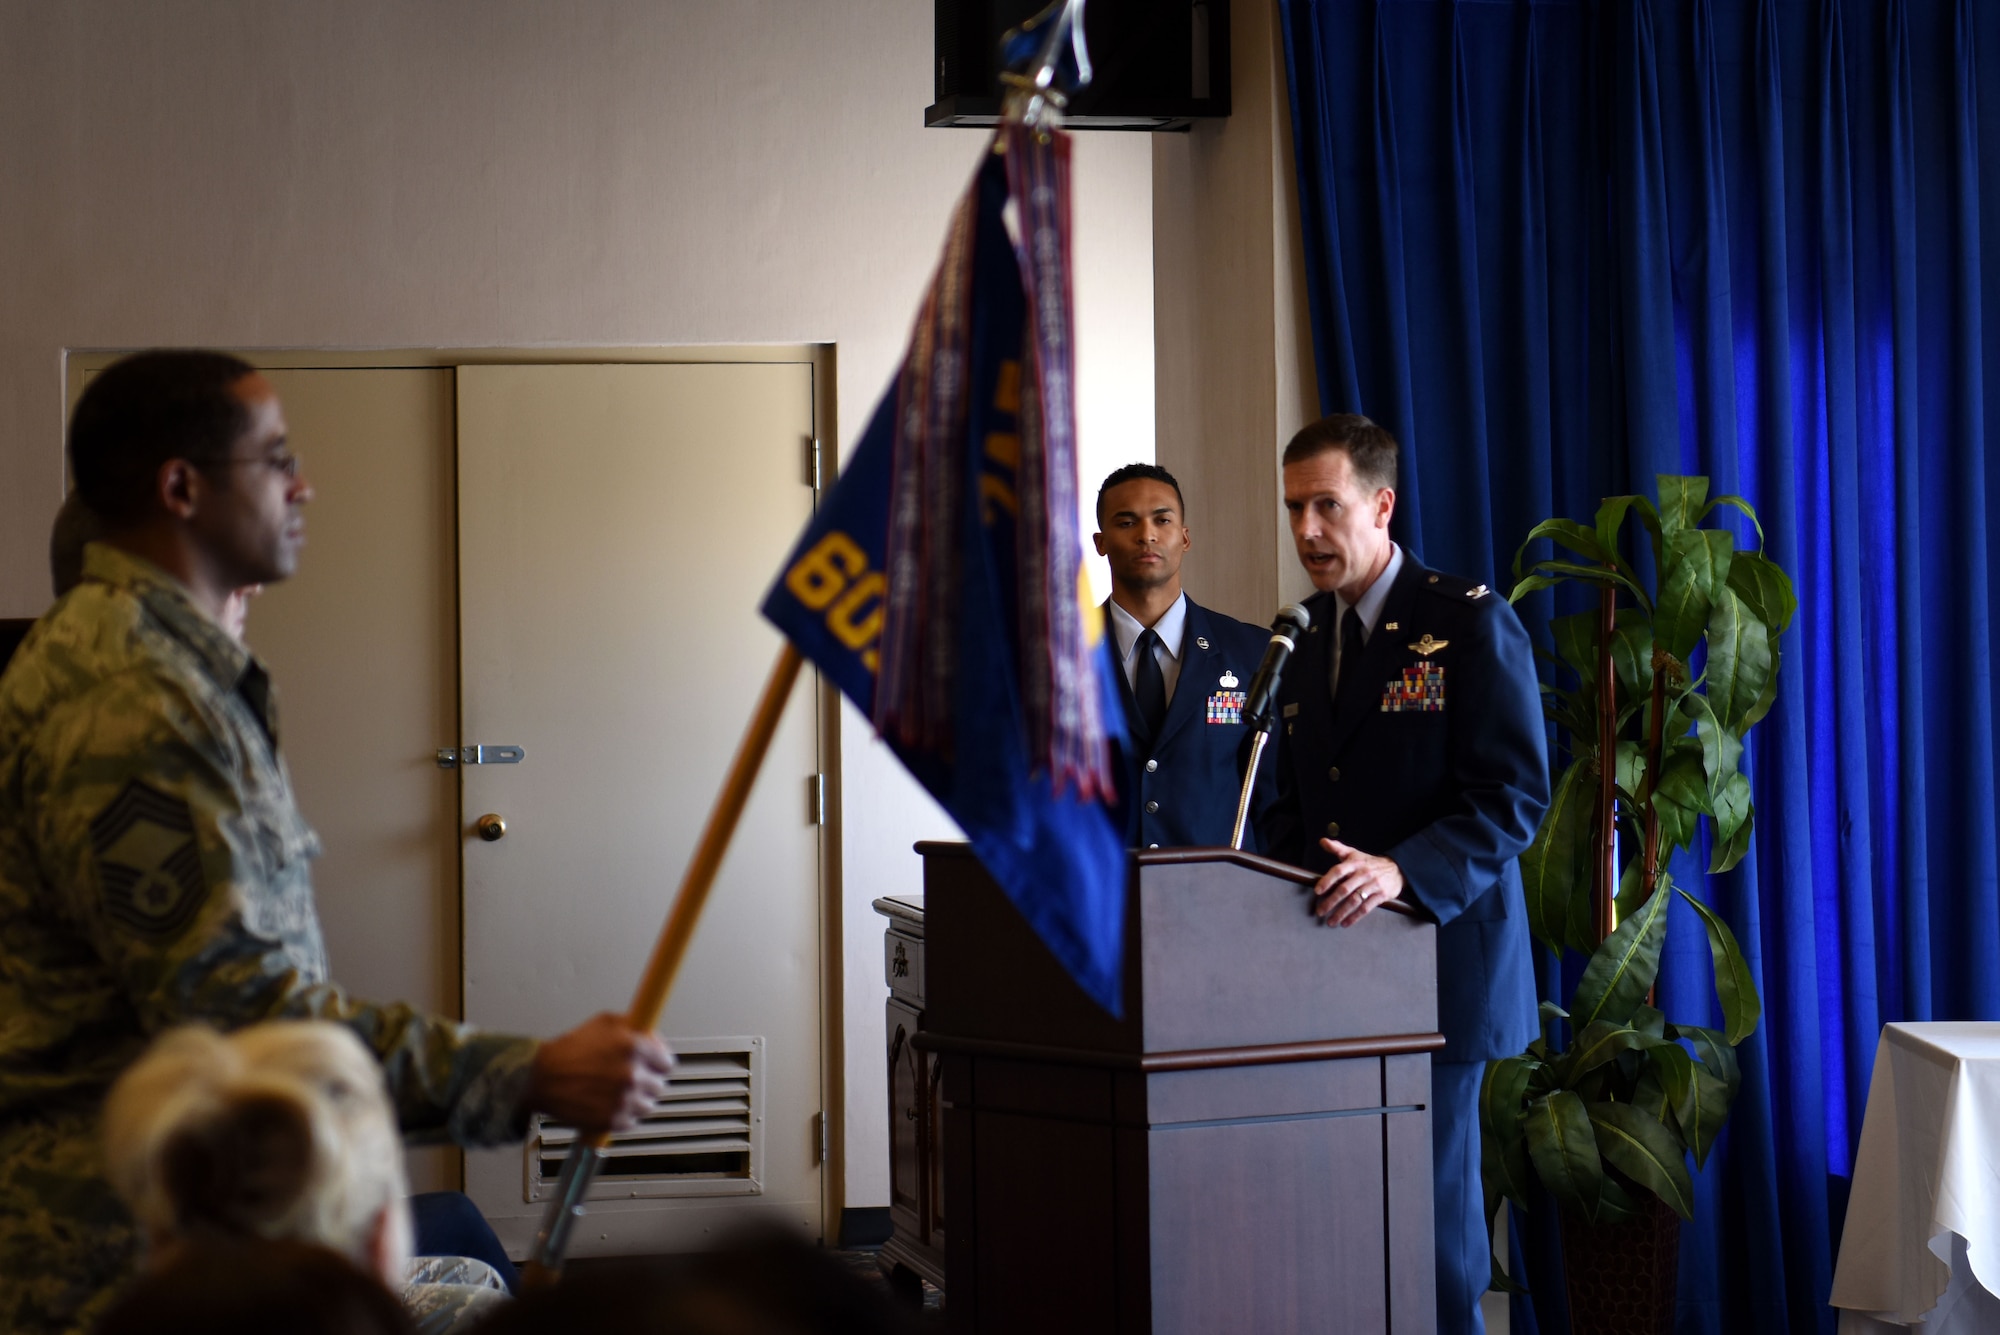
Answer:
[{"left": 1831, "top": 1023, "right": 2000, "bottom": 1332}]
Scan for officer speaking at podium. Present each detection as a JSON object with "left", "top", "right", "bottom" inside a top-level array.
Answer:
[
  {"left": 1092, "top": 464, "right": 1277, "bottom": 850},
  {"left": 1258, "top": 415, "right": 1549, "bottom": 1335}
]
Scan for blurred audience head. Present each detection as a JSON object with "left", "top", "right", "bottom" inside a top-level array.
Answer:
[
  {"left": 50, "top": 490, "right": 262, "bottom": 640},
  {"left": 49, "top": 491, "right": 104, "bottom": 599},
  {"left": 102, "top": 1021, "right": 413, "bottom": 1285},
  {"left": 93, "top": 1237, "right": 415, "bottom": 1335},
  {"left": 473, "top": 1227, "right": 922, "bottom": 1335}
]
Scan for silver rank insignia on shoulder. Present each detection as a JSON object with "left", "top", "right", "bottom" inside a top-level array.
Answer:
[
  {"left": 1409, "top": 634, "right": 1449, "bottom": 656},
  {"left": 1195, "top": 636, "right": 1210, "bottom": 649},
  {"left": 1467, "top": 584, "right": 1490, "bottom": 599},
  {"left": 1219, "top": 670, "right": 1239, "bottom": 688}
]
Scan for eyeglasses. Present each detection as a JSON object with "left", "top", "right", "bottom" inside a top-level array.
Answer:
[{"left": 211, "top": 451, "right": 303, "bottom": 479}]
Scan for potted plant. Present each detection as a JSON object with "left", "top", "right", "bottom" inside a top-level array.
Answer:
[{"left": 1480, "top": 476, "right": 1795, "bottom": 1334}]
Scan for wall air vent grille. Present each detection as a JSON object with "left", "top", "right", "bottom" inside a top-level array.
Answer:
[{"left": 525, "top": 1036, "right": 764, "bottom": 1201}]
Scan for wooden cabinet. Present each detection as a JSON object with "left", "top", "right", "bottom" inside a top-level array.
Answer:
[{"left": 875, "top": 896, "right": 945, "bottom": 1290}]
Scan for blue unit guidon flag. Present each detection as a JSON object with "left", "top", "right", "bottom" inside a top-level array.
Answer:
[{"left": 761, "top": 127, "right": 1129, "bottom": 1015}]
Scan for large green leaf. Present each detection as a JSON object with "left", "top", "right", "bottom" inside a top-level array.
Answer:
[
  {"left": 1615, "top": 741, "right": 1649, "bottom": 798},
  {"left": 1612, "top": 854, "right": 1648, "bottom": 922},
  {"left": 1672, "top": 1023, "right": 1743, "bottom": 1103},
  {"left": 1594, "top": 494, "right": 1645, "bottom": 552},
  {"left": 1521, "top": 759, "right": 1595, "bottom": 956},
  {"left": 1680, "top": 695, "right": 1744, "bottom": 799},
  {"left": 1594, "top": 1175, "right": 1640, "bottom": 1225},
  {"left": 1675, "top": 887, "right": 1762, "bottom": 1043},
  {"left": 1741, "top": 632, "right": 1784, "bottom": 729},
  {"left": 1588, "top": 1101, "right": 1695, "bottom": 1220},
  {"left": 1710, "top": 801, "right": 1754, "bottom": 874},
  {"left": 1552, "top": 611, "right": 1601, "bottom": 690},
  {"left": 1650, "top": 1043, "right": 1696, "bottom": 1132},
  {"left": 1571, "top": 874, "right": 1671, "bottom": 1028},
  {"left": 1510, "top": 573, "right": 1566, "bottom": 604},
  {"left": 1630, "top": 1069, "right": 1676, "bottom": 1131},
  {"left": 1705, "top": 588, "right": 1774, "bottom": 731},
  {"left": 1481, "top": 1057, "right": 1539, "bottom": 1210},
  {"left": 1513, "top": 518, "right": 1620, "bottom": 580},
  {"left": 1651, "top": 791, "right": 1700, "bottom": 858},
  {"left": 1562, "top": 1021, "right": 1653, "bottom": 1081},
  {"left": 1608, "top": 611, "right": 1656, "bottom": 706},
  {"left": 1523, "top": 559, "right": 1654, "bottom": 610},
  {"left": 1726, "top": 550, "right": 1797, "bottom": 632},
  {"left": 1567, "top": 845, "right": 1603, "bottom": 957},
  {"left": 1573, "top": 1061, "right": 1614, "bottom": 1106},
  {"left": 1712, "top": 771, "right": 1752, "bottom": 846},
  {"left": 1631, "top": 1003, "right": 1668, "bottom": 1040},
  {"left": 1654, "top": 747, "right": 1713, "bottom": 817},
  {"left": 1699, "top": 494, "right": 1769, "bottom": 551},
  {"left": 1526, "top": 1091, "right": 1604, "bottom": 1220},
  {"left": 1594, "top": 494, "right": 1665, "bottom": 583},
  {"left": 1656, "top": 530, "right": 1735, "bottom": 662},
  {"left": 1656, "top": 476, "right": 1711, "bottom": 535},
  {"left": 1681, "top": 1059, "right": 1732, "bottom": 1168}
]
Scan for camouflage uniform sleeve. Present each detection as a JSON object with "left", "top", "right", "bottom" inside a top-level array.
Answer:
[{"left": 27, "top": 672, "right": 540, "bottom": 1147}]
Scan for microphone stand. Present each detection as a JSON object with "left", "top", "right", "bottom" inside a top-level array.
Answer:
[
  {"left": 1229, "top": 603, "right": 1309, "bottom": 850},
  {"left": 1228, "top": 729, "right": 1271, "bottom": 850}
]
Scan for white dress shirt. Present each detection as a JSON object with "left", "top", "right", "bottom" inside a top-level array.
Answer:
[
  {"left": 1332, "top": 542, "right": 1405, "bottom": 692},
  {"left": 1107, "top": 592, "right": 1188, "bottom": 705}
]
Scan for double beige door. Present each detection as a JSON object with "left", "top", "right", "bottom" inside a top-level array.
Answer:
[{"left": 144, "top": 356, "right": 827, "bottom": 1255}]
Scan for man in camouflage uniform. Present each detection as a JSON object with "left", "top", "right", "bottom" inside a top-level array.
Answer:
[{"left": 0, "top": 351, "right": 674, "bottom": 1333}]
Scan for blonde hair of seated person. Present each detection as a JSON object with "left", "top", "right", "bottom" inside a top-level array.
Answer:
[{"left": 103, "top": 1021, "right": 413, "bottom": 1285}]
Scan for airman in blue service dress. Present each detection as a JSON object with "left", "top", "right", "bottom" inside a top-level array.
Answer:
[
  {"left": 1106, "top": 594, "right": 1279, "bottom": 850},
  {"left": 1262, "top": 549, "right": 1549, "bottom": 1333}
]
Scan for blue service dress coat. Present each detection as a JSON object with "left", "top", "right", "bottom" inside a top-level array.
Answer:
[
  {"left": 1108, "top": 598, "right": 1280, "bottom": 851},
  {"left": 1258, "top": 556, "right": 1550, "bottom": 1065}
]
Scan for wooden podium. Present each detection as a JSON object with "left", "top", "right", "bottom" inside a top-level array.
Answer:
[{"left": 914, "top": 842, "right": 1443, "bottom": 1334}]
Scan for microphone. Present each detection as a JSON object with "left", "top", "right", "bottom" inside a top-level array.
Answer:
[{"left": 1242, "top": 604, "right": 1312, "bottom": 734}]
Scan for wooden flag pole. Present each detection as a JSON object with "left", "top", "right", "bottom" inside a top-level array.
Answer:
[{"left": 520, "top": 643, "right": 806, "bottom": 1289}]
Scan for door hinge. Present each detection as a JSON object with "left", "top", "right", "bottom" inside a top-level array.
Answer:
[
  {"left": 807, "top": 773, "right": 826, "bottom": 825},
  {"left": 814, "top": 1110, "right": 829, "bottom": 1164},
  {"left": 806, "top": 436, "right": 823, "bottom": 490}
]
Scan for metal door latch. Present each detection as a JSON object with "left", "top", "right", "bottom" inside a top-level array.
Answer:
[{"left": 436, "top": 744, "right": 526, "bottom": 769}]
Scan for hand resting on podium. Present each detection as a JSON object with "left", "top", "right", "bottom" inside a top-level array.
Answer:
[{"left": 1309, "top": 836, "right": 1407, "bottom": 927}]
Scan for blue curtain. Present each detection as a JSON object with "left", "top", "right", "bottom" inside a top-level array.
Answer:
[{"left": 1277, "top": 2, "right": 2000, "bottom": 1332}]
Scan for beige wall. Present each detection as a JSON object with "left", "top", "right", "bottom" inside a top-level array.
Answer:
[
  {"left": 0, "top": 0, "right": 1154, "bottom": 1212},
  {"left": 1152, "top": 0, "right": 1318, "bottom": 627}
]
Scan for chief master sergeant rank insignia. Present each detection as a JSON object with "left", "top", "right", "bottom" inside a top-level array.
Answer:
[{"left": 88, "top": 779, "right": 207, "bottom": 938}]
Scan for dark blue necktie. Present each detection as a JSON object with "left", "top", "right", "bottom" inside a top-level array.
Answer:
[
  {"left": 1134, "top": 627, "right": 1168, "bottom": 740},
  {"left": 1332, "top": 606, "right": 1369, "bottom": 723}
]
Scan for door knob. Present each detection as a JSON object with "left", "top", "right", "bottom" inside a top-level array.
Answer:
[{"left": 475, "top": 813, "right": 508, "bottom": 842}]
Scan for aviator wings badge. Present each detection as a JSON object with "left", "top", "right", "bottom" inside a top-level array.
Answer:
[{"left": 1408, "top": 634, "right": 1449, "bottom": 656}]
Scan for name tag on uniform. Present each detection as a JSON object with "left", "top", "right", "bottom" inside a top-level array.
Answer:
[
  {"left": 1382, "top": 663, "right": 1446, "bottom": 712},
  {"left": 1207, "top": 690, "right": 1247, "bottom": 724}
]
